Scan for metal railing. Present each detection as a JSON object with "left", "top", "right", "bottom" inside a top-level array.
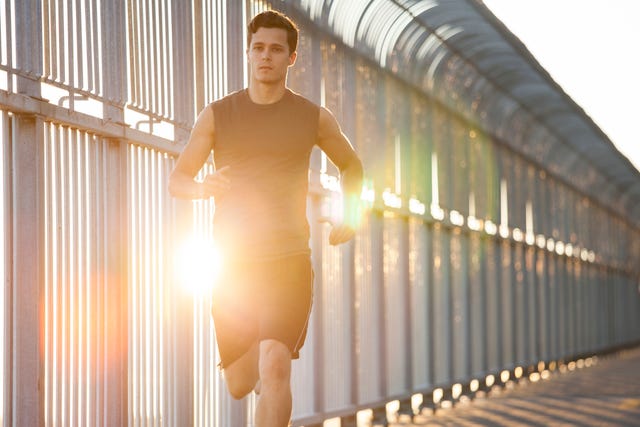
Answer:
[{"left": 1, "top": 1, "right": 639, "bottom": 426}]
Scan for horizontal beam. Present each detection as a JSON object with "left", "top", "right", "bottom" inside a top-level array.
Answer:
[{"left": 0, "top": 89, "right": 180, "bottom": 155}]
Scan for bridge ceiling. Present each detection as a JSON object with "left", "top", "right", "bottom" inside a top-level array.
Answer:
[{"left": 287, "top": 0, "right": 640, "bottom": 225}]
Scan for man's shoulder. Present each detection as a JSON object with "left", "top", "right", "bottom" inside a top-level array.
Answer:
[
  {"left": 287, "top": 88, "right": 319, "bottom": 108},
  {"left": 208, "top": 90, "right": 247, "bottom": 117},
  {"left": 286, "top": 89, "right": 321, "bottom": 119},
  {"left": 211, "top": 89, "right": 245, "bottom": 105}
]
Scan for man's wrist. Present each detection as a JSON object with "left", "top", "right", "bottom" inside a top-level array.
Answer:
[
  {"left": 196, "top": 182, "right": 207, "bottom": 199},
  {"left": 343, "top": 193, "right": 361, "bottom": 228}
]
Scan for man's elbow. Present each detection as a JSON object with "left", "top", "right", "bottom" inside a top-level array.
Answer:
[
  {"left": 348, "top": 157, "right": 364, "bottom": 181},
  {"left": 167, "top": 170, "right": 186, "bottom": 198},
  {"left": 167, "top": 180, "right": 178, "bottom": 198},
  {"left": 355, "top": 157, "right": 364, "bottom": 177},
  {"left": 341, "top": 157, "right": 364, "bottom": 192}
]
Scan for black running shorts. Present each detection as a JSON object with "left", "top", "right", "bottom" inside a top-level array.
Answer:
[{"left": 210, "top": 254, "right": 314, "bottom": 369}]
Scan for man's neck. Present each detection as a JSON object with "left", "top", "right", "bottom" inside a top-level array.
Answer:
[{"left": 247, "top": 81, "right": 287, "bottom": 105}]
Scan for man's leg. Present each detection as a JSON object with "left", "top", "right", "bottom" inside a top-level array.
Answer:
[
  {"left": 255, "top": 339, "right": 292, "bottom": 427},
  {"left": 223, "top": 342, "right": 260, "bottom": 399}
]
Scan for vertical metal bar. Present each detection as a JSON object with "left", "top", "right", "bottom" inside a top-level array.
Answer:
[
  {"left": 1, "top": 111, "right": 9, "bottom": 426},
  {"left": 310, "top": 194, "right": 325, "bottom": 417},
  {"left": 371, "top": 211, "right": 386, "bottom": 399},
  {"left": 424, "top": 223, "right": 435, "bottom": 388},
  {"left": 101, "top": 0, "right": 126, "bottom": 122},
  {"left": 500, "top": 239, "right": 513, "bottom": 369},
  {"left": 401, "top": 218, "right": 412, "bottom": 397},
  {"left": 485, "top": 234, "right": 501, "bottom": 372},
  {"left": 192, "top": 0, "right": 205, "bottom": 111},
  {"left": 171, "top": 0, "right": 195, "bottom": 138},
  {"left": 461, "top": 231, "right": 471, "bottom": 381},
  {"left": 226, "top": 0, "right": 245, "bottom": 93},
  {"left": 408, "top": 219, "right": 431, "bottom": 390},
  {"left": 15, "top": 0, "right": 42, "bottom": 96},
  {"left": 536, "top": 246, "right": 548, "bottom": 362},
  {"left": 552, "top": 254, "right": 561, "bottom": 360},
  {"left": 513, "top": 242, "right": 525, "bottom": 365},
  {"left": 469, "top": 232, "right": 486, "bottom": 377},
  {"left": 526, "top": 245, "right": 537, "bottom": 364},
  {"left": 450, "top": 229, "right": 469, "bottom": 382},
  {"left": 561, "top": 256, "right": 569, "bottom": 357},
  {"left": 432, "top": 224, "right": 452, "bottom": 385},
  {"left": 343, "top": 49, "right": 359, "bottom": 412},
  {"left": 343, "top": 227, "right": 357, "bottom": 410}
]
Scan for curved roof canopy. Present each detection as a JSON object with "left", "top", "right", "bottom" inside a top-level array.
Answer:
[{"left": 286, "top": 0, "right": 640, "bottom": 226}]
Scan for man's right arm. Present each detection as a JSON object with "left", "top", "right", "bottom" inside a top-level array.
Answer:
[{"left": 168, "top": 106, "right": 230, "bottom": 199}]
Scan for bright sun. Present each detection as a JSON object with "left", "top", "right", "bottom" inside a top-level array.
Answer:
[{"left": 174, "top": 234, "right": 222, "bottom": 296}]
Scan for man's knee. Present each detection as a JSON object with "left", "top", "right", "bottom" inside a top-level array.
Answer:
[{"left": 259, "top": 340, "right": 291, "bottom": 384}]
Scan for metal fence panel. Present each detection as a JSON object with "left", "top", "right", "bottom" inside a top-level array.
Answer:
[
  {"left": 1, "top": 1, "right": 640, "bottom": 427},
  {"left": 383, "top": 215, "right": 410, "bottom": 396},
  {"left": 43, "top": 124, "right": 105, "bottom": 426},
  {"left": 127, "top": 145, "right": 171, "bottom": 426},
  {"left": 320, "top": 221, "right": 353, "bottom": 412},
  {"left": 42, "top": 0, "right": 103, "bottom": 96},
  {"left": 355, "top": 214, "right": 384, "bottom": 404}
]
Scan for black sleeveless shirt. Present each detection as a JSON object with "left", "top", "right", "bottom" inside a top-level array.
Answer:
[{"left": 210, "top": 89, "right": 320, "bottom": 259}]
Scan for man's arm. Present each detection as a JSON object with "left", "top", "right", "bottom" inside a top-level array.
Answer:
[
  {"left": 317, "top": 107, "right": 364, "bottom": 245},
  {"left": 168, "top": 106, "right": 230, "bottom": 199}
]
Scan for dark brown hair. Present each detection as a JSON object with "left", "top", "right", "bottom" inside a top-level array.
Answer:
[{"left": 247, "top": 10, "right": 299, "bottom": 54}]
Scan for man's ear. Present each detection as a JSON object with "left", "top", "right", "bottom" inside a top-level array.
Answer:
[{"left": 288, "top": 51, "right": 297, "bottom": 66}]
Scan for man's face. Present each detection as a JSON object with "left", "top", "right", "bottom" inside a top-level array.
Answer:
[{"left": 247, "top": 27, "right": 296, "bottom": 84}]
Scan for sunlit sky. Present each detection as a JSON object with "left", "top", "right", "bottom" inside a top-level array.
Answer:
[{"left": 482, "top": 0, "right": 640, "bottom": 172}]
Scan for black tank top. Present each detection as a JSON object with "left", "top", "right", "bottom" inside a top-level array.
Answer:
[{"left": 211, "top": 88, "right": 320, "bottom": 259}]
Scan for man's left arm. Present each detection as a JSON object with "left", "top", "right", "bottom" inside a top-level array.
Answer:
[{"left": 317, "top": 107, "right": 364, "bottom": 245}]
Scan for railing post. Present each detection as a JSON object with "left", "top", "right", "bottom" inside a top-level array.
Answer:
[
  {"left": 101, "top": 139, "right": 129, "bottom": 427},
  {"left": 10, "top": 0, "right": 44, "bottom": 424},
  {"left": 9, "top": 112, "right": 45, "bottom": 427},
  {"left": 101, "top": 0, "right": 127, "bottom": 124},
  {"left": 171, "top": 197, "right": 195, "bottom": 426}
]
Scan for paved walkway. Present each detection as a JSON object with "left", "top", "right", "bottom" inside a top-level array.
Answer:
[{"left": 393, "top": 346, "right": 640, "bottom": 426}]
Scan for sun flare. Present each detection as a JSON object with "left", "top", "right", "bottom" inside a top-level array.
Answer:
[{"left": 174, "top": 234, "right": 222, "bottom": 295}]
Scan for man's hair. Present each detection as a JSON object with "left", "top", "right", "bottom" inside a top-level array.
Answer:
[{"left": 247, "top": 10, "right": 299, "bottom": 54}]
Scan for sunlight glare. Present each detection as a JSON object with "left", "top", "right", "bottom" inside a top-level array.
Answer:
[{"left": 174, "top": 235, "right": 222, "bottom": 296}]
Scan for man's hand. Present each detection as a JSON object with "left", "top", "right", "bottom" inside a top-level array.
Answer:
[
  {"left": 201, "top": 166, "right": 231, "bottom": 199},
  {"left": 329, "top": 223, "right": 355, "bottom": 246}
]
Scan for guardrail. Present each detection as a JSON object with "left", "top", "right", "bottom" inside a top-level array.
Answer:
[{"left": 1, "top": 1, "right": 639, "bottom": 426}]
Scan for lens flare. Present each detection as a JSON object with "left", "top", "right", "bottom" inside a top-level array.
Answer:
[{"left": 174, "top": 235, "right": 222, "bottom": 295}]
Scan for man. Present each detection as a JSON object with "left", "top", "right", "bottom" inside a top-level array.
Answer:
[{"left": 168, "top": 10, "right": 363, "bottom": 427}]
